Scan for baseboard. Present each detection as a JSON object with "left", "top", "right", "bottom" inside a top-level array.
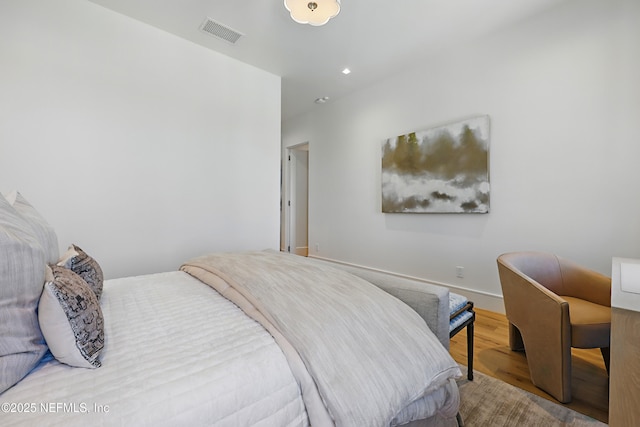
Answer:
[{"left": 308, "top": 255, "right": 505, "bottom": 314}]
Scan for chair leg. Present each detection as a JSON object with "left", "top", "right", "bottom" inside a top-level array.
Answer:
[
  {"left": 518, "top": 328, "right": 573, "bottom": 403},
  {"left": 600, "top": 347, "right": 610, "bottom": 375},
  {"left": 508, "top": 323, "right": 525, "bottom": 351}
]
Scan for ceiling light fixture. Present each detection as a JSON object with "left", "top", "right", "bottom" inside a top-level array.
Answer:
[
  {"left": 342, "top": 68, "right": 351, "bottom": 75},
  {"left": 284, "top": 0, "right": 341, "bottom": 26}
]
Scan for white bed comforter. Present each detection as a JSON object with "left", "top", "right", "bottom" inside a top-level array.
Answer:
[
  {"left": 0, "top": 271, "right": 308, "bottom": 427},
  {"left": 181, "top": 251, "right": 461, "bottom": 427}
]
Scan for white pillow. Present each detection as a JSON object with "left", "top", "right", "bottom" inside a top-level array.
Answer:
[
  {"left": 3, "top": 191, "right": 59, "bottom": 264},
  {"left": 39, "top": 265, "right": 104, "bottom": 369},
  {"left": 0, "top": 195, "right": 48, "bottom": 393}
]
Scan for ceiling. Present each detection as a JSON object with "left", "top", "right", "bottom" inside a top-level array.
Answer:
[{"left": 88, "top": 0, "right": 567, "bottom": 120}]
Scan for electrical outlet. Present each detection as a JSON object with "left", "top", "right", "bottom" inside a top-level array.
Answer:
[
  {"left": 455, "top": 266, "right": 464, "bottom": 278},
  {"left": 315, "top": 243, "right": 320, "bottom": 252}
]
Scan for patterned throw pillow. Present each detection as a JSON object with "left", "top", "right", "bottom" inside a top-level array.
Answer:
[
  {"left": 58, "top": 244, "right": 104, "bottom": 300},
  {"left": 38, "top": 265, "right": 104, "bottom": 369}
]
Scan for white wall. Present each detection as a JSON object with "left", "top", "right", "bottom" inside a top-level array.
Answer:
[
  {"left": 0, "top": 0, "right": 281, "bottom": 279},
  {"left": 282, "top": 0, "right": 640, "bottom": 308}
]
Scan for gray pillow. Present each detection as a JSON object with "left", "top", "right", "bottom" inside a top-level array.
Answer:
[
  {"left": 39, "top": 265, "right": 104, "bottom": 369},
  {"left": 58, "top": 245, "right": 104, "bottom": 300},
  {"left": 0, "top": 196, "right": 48, "bottom": 393},
  {"left": 4, "top": 191, "right": 59, "bottom": 264}
]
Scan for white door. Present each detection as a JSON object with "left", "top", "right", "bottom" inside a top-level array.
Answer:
[{"left": 286, "top": 143, "right": 309, "bottom": 256}]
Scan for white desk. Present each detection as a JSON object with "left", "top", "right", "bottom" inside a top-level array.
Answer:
[{"left": 609, "top": 258, "right": 640, "bottom": 426}]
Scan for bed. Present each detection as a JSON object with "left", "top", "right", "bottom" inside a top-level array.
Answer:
[{"left": 0, "top": 192, "right": 461, "bottom": 427}]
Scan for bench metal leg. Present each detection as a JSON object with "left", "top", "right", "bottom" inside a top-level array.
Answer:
[{"left": 466, "top": 321, "right": 474, "bottom": 381}]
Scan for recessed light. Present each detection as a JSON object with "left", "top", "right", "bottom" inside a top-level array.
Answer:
[
  {"left": 314, "top": 96, "right": 330, "bottom": 104},
  {"left": 342, "top": 68, "right": 351, "bottom": 75}
]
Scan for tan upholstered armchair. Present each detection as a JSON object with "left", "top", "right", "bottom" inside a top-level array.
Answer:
[{"left": 497, "top": 252, "right": 611, "bottom": 403}]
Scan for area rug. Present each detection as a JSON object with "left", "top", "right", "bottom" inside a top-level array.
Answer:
[{"left": 456, "top": 366, "right": 607, "bottom": 426}]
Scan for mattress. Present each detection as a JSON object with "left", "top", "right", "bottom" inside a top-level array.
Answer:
[{"left": 0, "top": 271, "right": 308, "bottom": 427}]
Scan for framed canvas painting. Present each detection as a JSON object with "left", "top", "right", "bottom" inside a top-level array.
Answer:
[{"left": 381, "top": 115, "right": 490, "bottom": 213}]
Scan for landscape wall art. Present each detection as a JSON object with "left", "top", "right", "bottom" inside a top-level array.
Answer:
[{"left": 381, "top": 115, "right": 490, "bottom": 213}]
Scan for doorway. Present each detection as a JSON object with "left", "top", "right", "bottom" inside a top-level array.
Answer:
[{"left": 284, "top": 143, "right": 309, "bottom": 256}]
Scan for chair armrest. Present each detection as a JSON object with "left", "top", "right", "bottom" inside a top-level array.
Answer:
[
  {"left": 558, "top": 257, "right": 611, "bottom": 307},
  {"left": 307, "top": 258, "right": 451, "bottom": 349},
  {"left": 497, "top": 259, "right": 571, "bottom": 346},
  {"left": 497, "top": 256, "right": 574, "bottom": 401}
]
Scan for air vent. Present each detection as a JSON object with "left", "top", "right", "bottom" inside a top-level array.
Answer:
[{"left": 199, "top": 18, "right": 243, "bottom": 44}]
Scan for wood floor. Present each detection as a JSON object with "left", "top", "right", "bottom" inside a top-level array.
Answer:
[{"left": 449, "top": 308, "right": 609, "bottom": 424}]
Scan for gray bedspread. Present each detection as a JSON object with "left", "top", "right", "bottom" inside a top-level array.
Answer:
[{"left": 181, "top": 250, "right": 460, "bottom": 427}]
